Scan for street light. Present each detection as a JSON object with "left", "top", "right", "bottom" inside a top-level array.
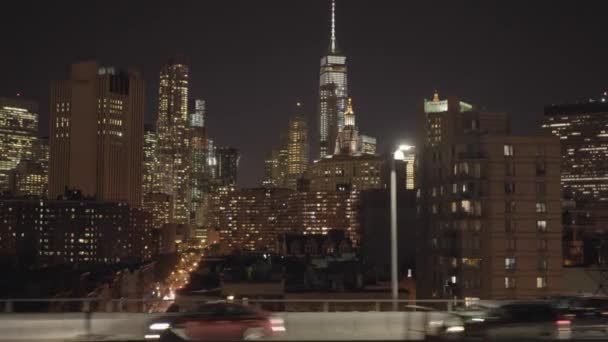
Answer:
[{"left": 390, "top": 144, "right": 414, "bottom": 310}]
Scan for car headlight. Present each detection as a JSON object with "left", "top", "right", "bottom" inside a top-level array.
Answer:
[
  {"left": 445, "top": 326, "right": 465, "bottom": 333},
  {"left": 149, "top": 322, "right": 171, "bottom": 330}
]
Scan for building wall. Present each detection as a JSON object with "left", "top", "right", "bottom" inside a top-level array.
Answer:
[
  {"left": 308, "top": 154, "right": 385, "bottom": 192},
  {"left": 49, "top": 61, "right": 144, "bottom": 207},
  {"left": 416, "top": 96, "right": 562, "bottom": 300},
  {"left": 0, "top": 198, "right": 153, "bottom": 267}
]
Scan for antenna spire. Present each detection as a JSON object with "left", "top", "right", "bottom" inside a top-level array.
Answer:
[{"left": 330, "top": 0, "right": 337, "bottom": 53}]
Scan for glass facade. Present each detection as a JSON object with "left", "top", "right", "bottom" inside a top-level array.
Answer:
[
  {"left": 0, "top": 98, "right": 39, "bottom": 191},
  {"left": 156, "top": 57, "right": 190, "bottom": 224},
  {"left": 543, "top": 98, "right": 608, "bottom": 201}
]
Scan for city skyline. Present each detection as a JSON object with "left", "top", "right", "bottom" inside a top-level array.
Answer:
[{"left": 2, "top": 1, "right": 608, "bottom": 188}]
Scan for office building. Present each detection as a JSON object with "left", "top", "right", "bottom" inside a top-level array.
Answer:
[
  {"left": 142, "top": 125, "right": 161, "bottom": 195},
  {"left": 188, "top": 99, "right": 208, "bottom": 222},
  {"left": 156, "top": 56, "right": 190, "bottom": 223},
  {"left": 286, "top": 103, "right": 309, "bottom": 189},
  {"left": 308, "top": 154, "right": 385, "bottom": 192},
  {"left": 394, "top": 145, "right": 416, "bottom": 190},
  {"left": 0, "top": 97, "right": 38, "bottom": 192},
  {"left": 49, "top": 61, "right": 144, "bottom": 207},
  {"left": 263, "top": 149, "right": 283, "bottom": 188},
  {"left": 542, "top": 96, "right": 608, "bottom": 201},
  {"left": 8, "top": 159, "right": 46, "bottom": 197},
  {"left": 319, "top": 0, "right": 348, "bottom": 158},
  {"left": 216, "top": 147, "right": 239, "bottom": 186},
  {"left": 7, "top": 137, "right": 49, "bottom": 198},
  {"left": 358, "top": 135, "right": 377, "bottom": 154},
  {"left": 142, "top": 192, "right": 173, "bottom": 230},
  {"left": 416, "top": 93, "right": 562, "bottom": 300}
]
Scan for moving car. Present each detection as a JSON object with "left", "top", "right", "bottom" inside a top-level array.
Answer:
[
  {"left": 458, "top": 302, "right": 571, "bottom": 340},
  {"left": 145, "top": 302, "right": 285, "bottom": 341}
]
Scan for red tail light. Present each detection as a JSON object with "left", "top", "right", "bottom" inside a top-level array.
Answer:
[{"left": 556, "top": 320, "right": 571, "bottom": 326}]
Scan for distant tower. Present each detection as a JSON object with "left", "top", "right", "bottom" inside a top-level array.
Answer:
[
  {"left": 287, "top": 102, "right": 309, "bottom": 189},
  {"left": 156, "top": 56, "right": 190, "bottom": 224},
  {"left": 335, "top": 98, "right": 359, "bottom": 155},
  {"left": 0, "top": 97, "right": 38, "bottom": 192},
  {"left": 319, "top": 0, "right": 348, "bottom": 158}
]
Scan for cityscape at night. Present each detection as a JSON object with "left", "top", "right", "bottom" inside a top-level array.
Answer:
[{"left": 2, "top": 0, "right": 608, "bottom": 341}]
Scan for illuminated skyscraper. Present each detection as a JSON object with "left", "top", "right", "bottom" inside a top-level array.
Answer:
[
  {"left": 542, "top": 95, "right": 608, "bottom": 201},
  {"left": 0, "top": 97, "right": 38, "bottom": 192},
  {"left": 188, "top": 98, "right": 212, "bottom": 224},
  {"left": 394, "top": 145, "right": 416, "bottom": 190},
  {"left": 49, "top": 61, "right": 144, "bottom": 207},
  {"left": 286, "top": 103, "right": 309, "bottom": 189},
  {"left": 319, "top": 0, "right": 348, "bottom": 158},
  {"left": 156, "top": 56, "right": 190, "bottom": 224},
  {"left": 142, "top": 125, "right": 160, "bottom": 195}
]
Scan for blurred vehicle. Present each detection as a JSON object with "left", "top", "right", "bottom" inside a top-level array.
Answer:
[
  {"left": 450, "top": 302, "right": 571, "bottom": 340},
  {"left": 550, "top": 296, "right": 608, "bottom": 335},
  {"left": 145, "top": 302, "right": 285, "bottom": 341}
]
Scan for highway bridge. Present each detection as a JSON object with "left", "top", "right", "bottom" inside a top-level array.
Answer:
[{"left": 0, "top": 299, "right": 607, "bottom": 341}]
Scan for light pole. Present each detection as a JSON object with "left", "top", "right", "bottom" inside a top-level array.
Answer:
[{"left": 391, "top": 144, "right": 414, "bottom": 311}]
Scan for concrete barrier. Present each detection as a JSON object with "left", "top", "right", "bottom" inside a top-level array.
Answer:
[{"left": 0, "top": 311, "right": 450, "bottom": 341}]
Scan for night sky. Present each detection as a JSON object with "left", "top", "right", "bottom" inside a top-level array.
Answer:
[{"left": 2, "top": 0, "right": 608, "bottom": 187}]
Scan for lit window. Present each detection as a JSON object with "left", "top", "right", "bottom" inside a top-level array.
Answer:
[
  {"left": 536, "top": 202, "right": 547, "bottom": 213},
  {"left": 505, "top": 277, "right": 516, "bottom": 289},
  {"left": 536, "top": 276, "right": 547, "bottom": 289},
  {"left": 505, "top": 257, "right": 516, "bottom": 270},
  {"left": 537, "top": 220, "right": 547, "bottom": 232},
  {"left": 504, "top": 144, "right": 514, "bottom": 156}
]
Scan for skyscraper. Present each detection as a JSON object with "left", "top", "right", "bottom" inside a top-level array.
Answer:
[
  {"left": 319, "top": 0, "right": 348, "bottom": 158},
  {"left": 49, "top": 61, "right": 144, "bottom": 206},
  {"left": 142, "top": 125, "right": 160, "bottom": 195},
  {"left": 286, "top": 103, "right": 309, "bottom": 189},
  {"left": 0, "top": 97, "right": 38, "bottom": 192},
  {"left": 188, "top": 98, "right": 211, "bottom": 224},
  {"left": 542, "top": 95, "right": 608, "bottom": 201},
  {"left": 156, "top": 56, "right": 190, "bottom": 224},
  {"left": 216, "top": 147, "right": 239, "bottom": 187},
  {"left": 394, "top": 145, "right": 416, "bottom": 190},
  {"left": 335, "top": 98, "right": 359, "bottom": 155},
  {"left": 263, "top": 148, "right": 284, "bottom": 188}
]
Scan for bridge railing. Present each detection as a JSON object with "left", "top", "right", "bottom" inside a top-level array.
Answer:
[{"left": 0, "top": 297, "right": 479, "bottom": 314}]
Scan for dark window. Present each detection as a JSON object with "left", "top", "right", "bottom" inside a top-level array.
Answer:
[
  {"left": 505, "top": 183, "right": 515, "bottom": 194},
  {"left": 536, "top": 161, "right": 546, "bottom": 176}
]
